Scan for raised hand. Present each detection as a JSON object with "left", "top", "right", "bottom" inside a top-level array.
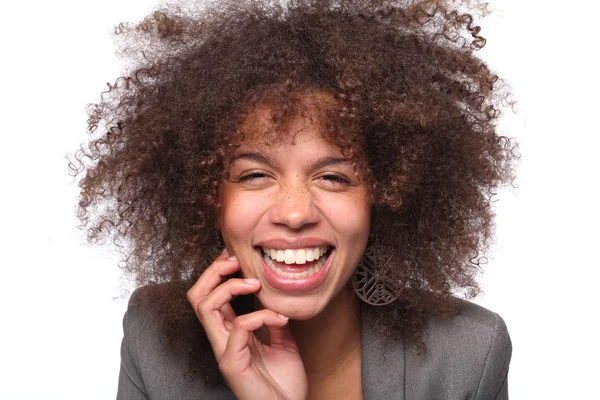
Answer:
[{"left": 187, "top": 250, "right": 308, "bottom": 400}]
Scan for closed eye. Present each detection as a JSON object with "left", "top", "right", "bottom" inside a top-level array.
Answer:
[
  {"left": 237, "top": 171, "right": 269, "bottom": 182},
  {"left": 314, "top": 171, "right": 364, "bottom": 192},
  {"left": 318, "top": 174, "right": 351, "bottom": 185}
]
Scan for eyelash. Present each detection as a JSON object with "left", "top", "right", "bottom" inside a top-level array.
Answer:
[
  {"left": 319, "top": 174, "right": 350, "bottom": 184},
  {"left": 237, "top": 172, "right": 268, "bottom": 181},
  {"left": 236, "top": 172, "right": 350, "bottom": 185}
]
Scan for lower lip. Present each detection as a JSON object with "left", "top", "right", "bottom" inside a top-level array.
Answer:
[{"left": 256, "top": 248, "right": 334, "bottom": 292}]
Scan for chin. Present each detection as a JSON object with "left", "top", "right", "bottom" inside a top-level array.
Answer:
[{"left": 255, "top": 290, "right": 331, "bottom": 320}]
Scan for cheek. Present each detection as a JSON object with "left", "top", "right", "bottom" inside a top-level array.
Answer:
[
  {"left": 345, "top": 197, "right": 370, "bottom": 233},
  {"left": 322, "top": 198, "right": 370, "bottom": 244},
  {"left": 220, "top": 190, "right": 270, "bottom": 239}
]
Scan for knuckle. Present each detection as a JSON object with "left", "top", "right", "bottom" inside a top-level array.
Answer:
[
  {"left": 186, "top": 288, "right": 194, "bottom": 302},
  {"left": 194, "top": 299, "right": 210, "bottom": 315}
]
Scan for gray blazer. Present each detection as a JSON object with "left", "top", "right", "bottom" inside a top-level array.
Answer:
[{"left": 117, "top": 291, "right": 511, "bottom": 400}]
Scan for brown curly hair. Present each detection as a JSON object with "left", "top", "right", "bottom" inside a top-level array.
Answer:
[{"left": 71, "top": 0, "right": 518, "bottom": 384}]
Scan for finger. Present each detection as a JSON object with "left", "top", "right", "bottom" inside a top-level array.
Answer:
[
  {"left": 196, "top": 278, "right": 260, "bottom": 321},
  {"left": 187, "top": 254, "right": 240, "bottom": 303},
  {"left": 187, "top": 254, "right": 240, "bottom": 327},
  {"left": 268, "top": 321, "right": 297, "bottom": 349},
  {"left": 226, "top": 309, "right": 290, "bottom": 355},
  {"left": 194, "top": 278, "right": 261, "bottom": 357},
  {"left": 220, "top": 304, "right": 237, "bottom": 323}
]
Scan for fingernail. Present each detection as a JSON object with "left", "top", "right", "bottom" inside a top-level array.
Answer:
[
  {"left": 278, "top": 314, "right": 289, "bottom": 320},
  {"left": 227, "top": 255, "right": 238, "bottom": 261},
  {"left": 219, "top": 248, "right": 229, "bottom": 258},
  {"left": 243, "top": 278, "right": 259, "bottom": 285}
]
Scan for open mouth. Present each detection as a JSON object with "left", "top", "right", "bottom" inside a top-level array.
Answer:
[{"left": 258, "top": 246, "right": 333, "bottom": 279}]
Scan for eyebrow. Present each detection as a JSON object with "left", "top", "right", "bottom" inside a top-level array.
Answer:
[
  {"left": 230, "top": 152, "right": 353, "bottom": 169},
  {"left": 314, "top": 156, "right": 353, "bottom": 169},
  {"left": 230, "top": 152, "right": 272, "bottom": 165}
]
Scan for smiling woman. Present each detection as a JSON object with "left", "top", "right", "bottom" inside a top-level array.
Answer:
[
  {"left": 72, "top": 0, "right": 518, "bottom": 399},
  {"left": 219, "top": 97, "right": 370, "bottom": 320}
]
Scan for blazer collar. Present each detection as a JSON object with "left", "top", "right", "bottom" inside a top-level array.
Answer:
[{"left": 361, "top": 313, "right": 406, "bottom": 400}]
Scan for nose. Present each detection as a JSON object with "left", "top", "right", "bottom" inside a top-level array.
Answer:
[{"left": 268, "top": 182, "right": 319, "bottom": 229}]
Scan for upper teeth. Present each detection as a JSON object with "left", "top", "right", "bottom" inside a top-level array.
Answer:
[{"left": 261, "top": 247, "right": 329, "bottom": 264}]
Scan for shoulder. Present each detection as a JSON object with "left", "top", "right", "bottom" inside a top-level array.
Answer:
[
  {"left": 404, "top": 300, "right": 512, "bottom": 399},
  {"left": 424, "top": 300, "right": 511, "bottom": 355},
  {"left": 120, "top": 283, "right": 192, "bottom": 358},
  {"left": 118, "top": 284, "right": 235, "bottom": 400}
]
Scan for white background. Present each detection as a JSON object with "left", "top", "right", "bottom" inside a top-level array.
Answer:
[{"left": 1, "top": 0, "right": 598, "bottom": 398}]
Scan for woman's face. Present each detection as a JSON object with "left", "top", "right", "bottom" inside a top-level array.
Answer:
[{"left": 219, "top": 106, "right": 370, "bottom": 319}]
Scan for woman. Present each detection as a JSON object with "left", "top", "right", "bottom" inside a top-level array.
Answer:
[{"left": 74, "top": 0, "right": 517, "bottom": 398}]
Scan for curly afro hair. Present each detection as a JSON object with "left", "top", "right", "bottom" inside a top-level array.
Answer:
[{"left": 71, "top": 0, "right": 518, "bottom": 383}]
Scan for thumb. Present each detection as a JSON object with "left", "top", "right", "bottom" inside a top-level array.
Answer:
[{"left": 268, "top": 317, "right": 296, "bottom": 349}]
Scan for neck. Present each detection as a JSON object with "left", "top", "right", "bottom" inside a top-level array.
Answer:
[{"left": 289, "top": 284, "right": 361, "bottom": 375}]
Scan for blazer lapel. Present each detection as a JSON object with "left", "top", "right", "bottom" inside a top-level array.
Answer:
[{"left": 361, "top": 316, "right": 406, "bottom": 400}]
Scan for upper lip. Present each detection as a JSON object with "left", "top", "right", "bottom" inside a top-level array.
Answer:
[{"left": 255, "top": 238, "right": 334, "bottom": 249}]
